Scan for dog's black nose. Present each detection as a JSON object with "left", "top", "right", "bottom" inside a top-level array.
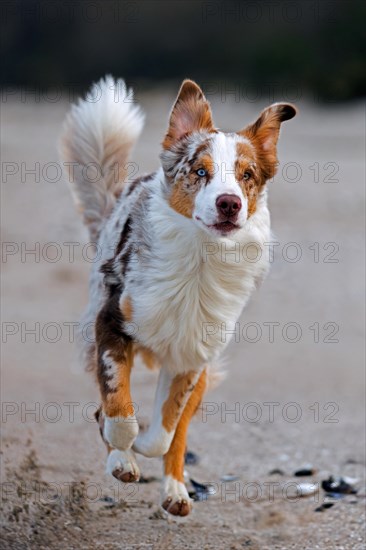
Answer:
[{"left": 216, "top": 194, "right": 242, "bottom": 218}]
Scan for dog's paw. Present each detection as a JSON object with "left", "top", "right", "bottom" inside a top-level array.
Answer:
[
  {"left": 106, "top": 449, "right": 140, "bottom": 483},
  {"left": 161, "top": 475, "right": 192, "bottom": 516},
  {"left": 104, "top": 415, "right": 139, "bottom": 451}
]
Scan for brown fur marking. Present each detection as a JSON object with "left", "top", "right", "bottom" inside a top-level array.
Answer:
[
  {"left": 169, "top": 151, "right": 215, "bottom": 218},
  {"left": 116, "top": 216, "right": 132, "bottom": 256},
  {"left": 238, "top": 103, "right": 296, "bottom": 181},
  {"left": 235, "top": 141, "right": 262, "bottom": 216},
  {"left": 95, "top": 294, "right": 135, "bottom": 417},
  {"left": 162, "top": 371, "right": 197, "bottom": 432},
  {"left": 164, "top": 369, "right": 207, "bottom": 481},
  {"left": 169, "top": 178, "right": 195, "bottom": 218},
  {"left": 102, "top": 344, "right": 134, "bottom": 418},
  {"left": 121, "top": 296, "right": 133, "bottom": 322},
  {"left": 163, "top": 80, "right": 215, "bottom": 150}
]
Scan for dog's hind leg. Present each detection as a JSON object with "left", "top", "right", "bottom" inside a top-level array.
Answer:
[
  {"left": 161, "top": 368, "right": 207, "bottom": 516},
  {"left": 133, "top": 366, "right": 203, "bottom": 458},
  {"left": 95, "top": 295, "right": 139, "bottom": 455}
]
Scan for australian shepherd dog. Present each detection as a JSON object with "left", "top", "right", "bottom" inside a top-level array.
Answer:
[{"left": 60, "top": 77, "right": 296, "bottom": 516}]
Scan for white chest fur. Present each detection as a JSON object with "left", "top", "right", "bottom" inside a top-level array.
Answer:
[{"left": 124, "top": 188, "right": 271, "bottom": 373}]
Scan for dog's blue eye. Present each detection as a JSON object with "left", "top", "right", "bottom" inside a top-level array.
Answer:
[
  {"left": 196, "top": 169, "right": 207, "bottom": 177},
  {"left": 243, "top": 172, "right": 251, "bottom": 180}
]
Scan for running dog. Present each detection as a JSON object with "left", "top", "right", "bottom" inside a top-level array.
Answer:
[{"left": 60, "top": 76, "right": 296, "bottom": 516}]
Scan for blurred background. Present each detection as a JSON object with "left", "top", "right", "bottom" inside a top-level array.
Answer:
[
  {"left": 1, "top": 1, "right": 365, "bottom": 549},
  {"left": 2, "top": 0, "right": 366, "bottom": 101}
]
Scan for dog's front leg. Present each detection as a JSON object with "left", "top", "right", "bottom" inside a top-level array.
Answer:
[
  {"left": 95, "top": 406, "right": 140, "bottom": 483},
  {"left": 95, "top": 298, "right": 139, "bottom": 453},
  {"left": 161, "top": 368, "right": 207, "bottom": 516},
  {"left": 133, "top": 366, "right": 202, "bottom": 458}
]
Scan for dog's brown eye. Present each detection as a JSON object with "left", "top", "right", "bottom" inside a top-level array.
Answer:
[{"left": 243, "top": 172, "right": 251, "bottom": 180}]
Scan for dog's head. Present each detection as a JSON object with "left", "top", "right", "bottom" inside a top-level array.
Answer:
[{"left": 160, "top": 80, "right": 297, "bottom": 237}]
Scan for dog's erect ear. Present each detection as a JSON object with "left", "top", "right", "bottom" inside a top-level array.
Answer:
[
  {"left": 162, "top": 80, "right": 215, "bottom": 149},
  {"left": 239, "top": 103, "right": 297, "bottom": 179},
  {"left": 240, "top": 103, "right": 297, "bottom": 151}
]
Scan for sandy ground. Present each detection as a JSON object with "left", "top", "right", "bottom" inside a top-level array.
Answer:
[{"left": 1, "top": 90, "right": 365, "bottom": 550}]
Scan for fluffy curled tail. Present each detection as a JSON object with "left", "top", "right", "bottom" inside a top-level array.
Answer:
[{"left": 59, "top": 76, "right": 144, "bottom": 241}]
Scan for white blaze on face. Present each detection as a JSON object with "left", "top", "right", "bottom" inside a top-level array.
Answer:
[{"left": 193, "top": 133, "right": 250, "bottom": 233}]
